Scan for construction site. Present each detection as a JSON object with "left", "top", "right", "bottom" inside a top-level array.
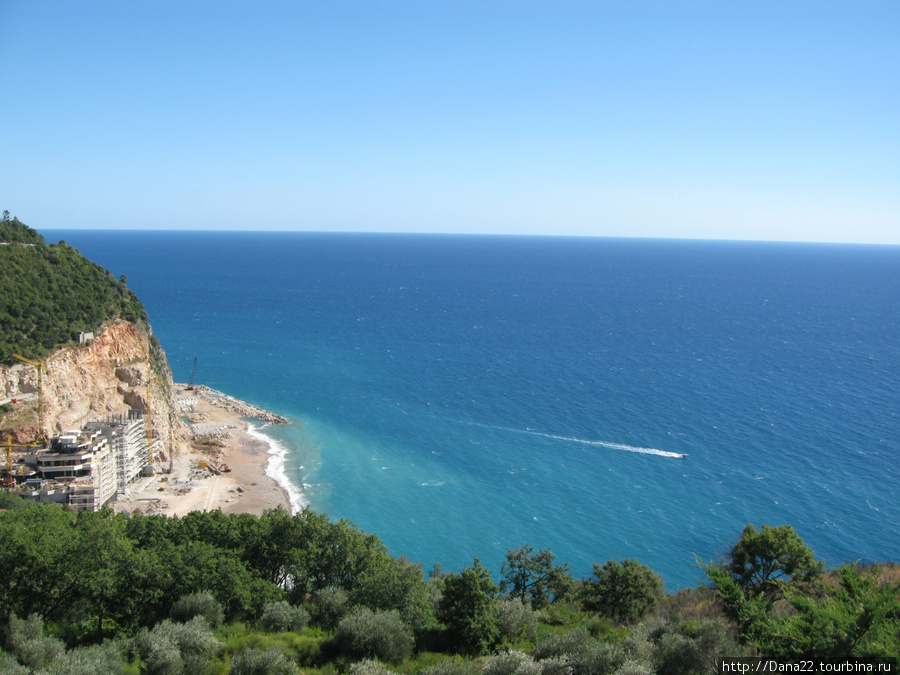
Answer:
[
  {"left": 2, "top": 348, "right": 291, "bottom": 515},
  {"left": 1, "top": 352, "right": 168, "bottom": 512}
]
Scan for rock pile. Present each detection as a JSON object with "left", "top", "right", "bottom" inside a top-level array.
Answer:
[{"left": 188, "top": 385, "right": 289, "bottom": 425}]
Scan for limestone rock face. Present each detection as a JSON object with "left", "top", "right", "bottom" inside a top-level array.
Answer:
[{"left": 0, "top": 321, "right": 184, "bottom": 454}]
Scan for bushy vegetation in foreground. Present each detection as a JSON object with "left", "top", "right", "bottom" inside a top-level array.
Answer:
[
  {"left": 0, "top": 212, "right": 148, "bottom": 363},
  {"left": 0, "top": 494, "right": 897, "bottom": 674}
]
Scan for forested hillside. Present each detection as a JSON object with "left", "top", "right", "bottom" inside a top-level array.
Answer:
[
  {"left": 0, "top": 213, "right": 147, "bottom": 363},
  {"left": 0, "top": 496, "right": 897, "bottom": 673}
]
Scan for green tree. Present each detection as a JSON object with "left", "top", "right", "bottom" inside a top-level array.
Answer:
[
  {"left": 580, "top": 559, "right": 663, "bottom": 624},
  {"left": 723, "top": 524, "right": 823, "bottom": 598},
  {"left": 0, "top": 502, "right": 78, "bottom": 623},
  {"left": 68, "top": 509, "right": 142, "bottom": 641},
  {"left": 349, "top": 554, "right": 436, "bottom": 630},
  {"left": 499, "top": 544, "right": 573, "bottom": 609},
  {"left": 747, "top": 565, "right": 900, "bottom": 661},
  {"left": 700, "top": 524, "right": 836, "bottom": 652},
  {"left": 437, "top": 559, "right": 500, "bottom": 654}
]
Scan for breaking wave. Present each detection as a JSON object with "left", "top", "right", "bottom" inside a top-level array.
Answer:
[{"left": 247, "top": 422, "right": 308, "bottom": 513}]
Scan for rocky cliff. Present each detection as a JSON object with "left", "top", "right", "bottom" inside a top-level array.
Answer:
[{"left": 0, "top": 320, "right": 184, "bottom": 456}]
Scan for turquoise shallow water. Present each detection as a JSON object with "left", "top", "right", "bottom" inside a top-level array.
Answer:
[{"left": 45, "top": 231, "right": 900, "bottom": 588}]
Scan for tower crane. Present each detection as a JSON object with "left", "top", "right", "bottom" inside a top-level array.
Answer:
[
  {"left": 12, "top": 354, "right": 49, "bottom": 445},
  {"left": 3, "top": 437, "right": 13, "bottom": 492},
  {"left": 187, "top": 356, "right": 198, "bottom": 391}
]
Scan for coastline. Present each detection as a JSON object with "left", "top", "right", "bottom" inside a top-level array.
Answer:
[{"left": 115, "top": 384, "right": 302, "bottom": 518}]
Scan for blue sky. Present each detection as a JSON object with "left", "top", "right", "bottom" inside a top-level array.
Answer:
[{"left": 1, "top": 1, "right": 898, "bottom": 243}]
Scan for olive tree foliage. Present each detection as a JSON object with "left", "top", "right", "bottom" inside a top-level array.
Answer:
[
  {"left": 533, "top": 627, "right": 627, "bottom": 675},
  {"left": 0, "top": 653, "right": 29, "bottom": 675},
  {"left": 633, "top": 617, "right": 741, "bottom": 675},
  {"left": 499, "top": 545, "right": 574, "bottom": 609},
  {"left": 3, "top": 613, "right": 129, "bottom": 675},
  {"left": 482, "top": 649, "right": 542, "bottom": 675},
  {"left": 170, "top": 591, "right": 224, "bottom": 627},
  {"left": 580, "top": 559, "right": 664, "bottom": 624},
  {"left": 230, "top": 646, "right": 300, "bottom": 675},
  {"left": 259, "top": 600, "right": 310, "bottom": 633},
  {"left": 336, "top": 607, "right": 415, "bottom": 664},
  {"left": 134, "top": 616, "right": 223, "bottom": 675},
  {"left": 494, "top": 597, "right": 540, "bottom": 643},
  {"left": 51, "top": 642, "right": 130, "bottom": 675},
  {"left": 420, "top": 657, "right": 482, "bottom": 675},
  {"left": 6, "top": 613, "right": 65, "bottom": 671},
  {"left": 310, "top": 588, "right": 351, "bottom": 630},
  {"left": 349, "top": 659, "right": 396, "bottom": 675},
  {"left": 436, "top": 559, "right": 501, "bottom": 655}
]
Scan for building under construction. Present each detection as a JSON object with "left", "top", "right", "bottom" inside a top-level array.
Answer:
[{"left": 6, "top": 412, "right": 152, "bottom": 511}]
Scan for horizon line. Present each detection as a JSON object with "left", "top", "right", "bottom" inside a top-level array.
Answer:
[{"left": 36, "top": 228, "right": 900, "bottom": 248}]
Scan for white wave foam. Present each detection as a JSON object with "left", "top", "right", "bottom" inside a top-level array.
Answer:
[{"left": 247, "top": 423, "right": 308, "bottom": 513}]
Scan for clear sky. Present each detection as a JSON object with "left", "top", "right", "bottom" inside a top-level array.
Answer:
[{"left": 1, "top": 1, "right": 898, "bottom": 243}]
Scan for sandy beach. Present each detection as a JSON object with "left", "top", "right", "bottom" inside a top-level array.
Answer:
[{"left": 114, "top": 385, "right": 294, "bottom": 518}]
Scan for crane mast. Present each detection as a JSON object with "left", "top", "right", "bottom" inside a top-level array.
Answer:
[{"left": 12, "top": 354, "right": 49, "bottom": 444}]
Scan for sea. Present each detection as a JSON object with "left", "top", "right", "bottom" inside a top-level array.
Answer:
[{"left": 42, "top": 230, "right": 900, "bottom": 590}]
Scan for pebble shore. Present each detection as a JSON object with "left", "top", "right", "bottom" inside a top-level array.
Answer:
[{"left": 184, "top": 384, "right": 290, "bottom": 425}]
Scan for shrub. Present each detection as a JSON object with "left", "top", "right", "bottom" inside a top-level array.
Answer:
[
  {"left": 0, "top": 652, "right": 30, "bottom": 675},
  {"left": 612, "top": 663, "right": 652, "bottom": 675},
  {"left": 420, "top": 657, "right": 481, "bottom": 675},
  {"left": 259, "top": 600, "right": 310, "bottom": 633},
  {"left": 51, "top": 642, "right": 129, "bottom": 675},
  {"left": 311, "top": 589, "right": 350, "bottom": 629},
  {"left": 349, "top": 658, "right": 395, "bottom": 675},
  {"left": 649, "top": 619, "right": 740, "bottom": 675},
  {"left": 230, "top": 646, "right": 299, "bottom": 675},
  {"left": 336, "top": 608, "right": 414, "bottom": 664},
  {"left": 482, "top": 649, "right": 542, "bottom": 675},
  {"left": 136, "top": 616, "right": 223, "bottom": 675},
  {"left": 533, "top": 628, "right": 594, "bottom": 661},
  {"left": 537, "top": 656, "right": 573, "bottom": 675},
  {"left": 533, "top": 628, "right": 625, "bottom": 675},
  {"left": 171, "top": 591, "right": 225, "bottom": 627},
  {"left": 495, "top": 597, "right": 540, "bottom": 643},
  {"left": 8, "top": 613, "right": 65, "bottom": 671}
]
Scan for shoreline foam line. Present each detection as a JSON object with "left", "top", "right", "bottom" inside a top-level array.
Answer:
[{"left": 247, "top": 422, "right": 308, "bottom": 513}]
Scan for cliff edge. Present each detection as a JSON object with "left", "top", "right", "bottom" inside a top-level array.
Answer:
[{"left": 0, "top": 320, "right": 184, "bottom": 458}]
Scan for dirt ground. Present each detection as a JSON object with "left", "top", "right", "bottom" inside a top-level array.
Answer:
[{"left": 115, "top": 389, "right": 292, "bottom": 517}]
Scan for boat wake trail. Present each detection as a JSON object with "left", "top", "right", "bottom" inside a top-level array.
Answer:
[
  {"left": 448, "top": 417, "right": 687, "bottom": 458},
  {"left": 521, "top": 430, "right": 687, "bottom": 458}
]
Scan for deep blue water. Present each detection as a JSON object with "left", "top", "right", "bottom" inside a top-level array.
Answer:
[{"left": 43, "top": 230, "right": 900, "bottom": 589}]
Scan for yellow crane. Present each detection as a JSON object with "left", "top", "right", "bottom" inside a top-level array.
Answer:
[
  {"left": 3, "top": 437, "right": 13, "bottom": 492},
  {"left": 12, "top": 354, "right": 49, "bottom": 445}
]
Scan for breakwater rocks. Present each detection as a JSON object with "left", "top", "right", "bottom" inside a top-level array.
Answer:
[{"left": 184, "top": 385, "right": 290, "bottom": 426}]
